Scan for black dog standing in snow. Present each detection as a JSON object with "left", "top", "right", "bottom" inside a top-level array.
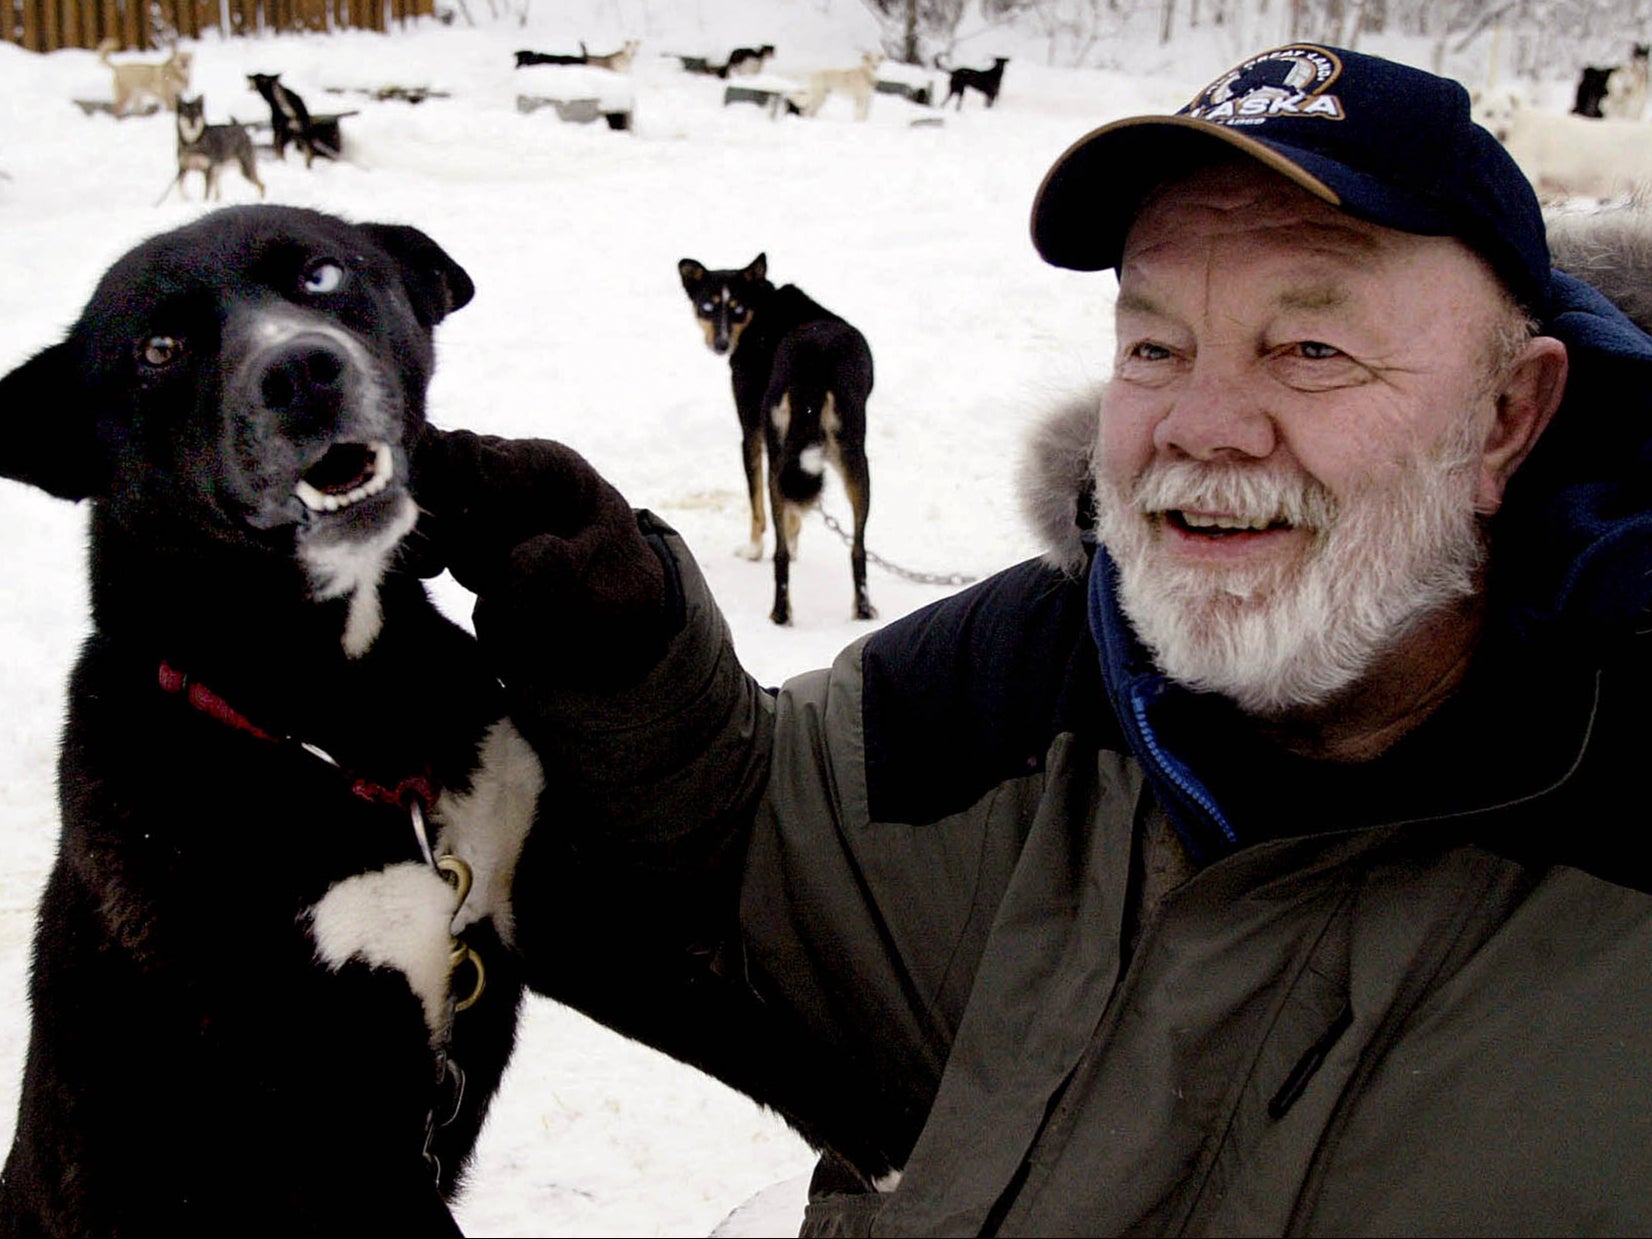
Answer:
[
  {"left": 248, "top": 72, "right": 331, "bottom": 165},
  {"left": 678, "top": 252, "right": 876, "bottom": 626},
  {"left": 0, "top": 206, "right": 539, "bottom": 1235},
  {"left": 942, "top": 55, "right": 1009, "bottom": 109}
]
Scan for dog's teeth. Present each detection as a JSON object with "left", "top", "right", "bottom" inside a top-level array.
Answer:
[
  {"left": 358, "top": 446, "right": 392, "bottom": 500},
  {"left": 294, "top": 442, "right": 395, "bottom": 514},
  {"left": 295, "top": 479, "right": 328, "bottom": 511}
]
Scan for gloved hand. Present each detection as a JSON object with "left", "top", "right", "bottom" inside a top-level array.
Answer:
[{"left": 407, "top": 427, "right": 680, "bottom": 691}]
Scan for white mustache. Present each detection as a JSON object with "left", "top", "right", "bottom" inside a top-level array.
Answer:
[{"left": 1128, "top": 459, "right": 1340, "bottom": 532}]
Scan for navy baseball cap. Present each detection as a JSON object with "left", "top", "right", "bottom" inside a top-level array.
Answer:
[{"left": 1031, "top": 44, "right": 1551, "bottom": 316}]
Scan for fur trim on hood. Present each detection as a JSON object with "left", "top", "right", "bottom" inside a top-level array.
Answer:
[
  {"left": 1018, "top": 203, "right": 1652, "bottom": 591},
  {"left": 1546, "top": 207, "right": 1652, "bottom": 337},
  {"left": 1017, "top": 388, "right": 1100, "bottom": 577}
]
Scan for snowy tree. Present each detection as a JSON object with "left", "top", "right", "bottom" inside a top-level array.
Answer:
[{"left": 858, "top": 0, "right": 1651, "bottom": 74}]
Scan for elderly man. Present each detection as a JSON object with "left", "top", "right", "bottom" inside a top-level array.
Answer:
[{"left": 414, "top": 44, "right": 1652, "bottom": 1236}]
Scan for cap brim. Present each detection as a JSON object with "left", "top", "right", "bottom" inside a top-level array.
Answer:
[{"left": 1030, "top": 115, "right": 1342, "bottom": 272}]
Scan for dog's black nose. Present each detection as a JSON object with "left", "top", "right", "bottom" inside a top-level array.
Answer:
[{"left": 255, "top": 338, "right": 349, "bottom": 437}]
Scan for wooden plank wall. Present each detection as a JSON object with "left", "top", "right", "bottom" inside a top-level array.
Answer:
[{"left": 1, "top": 0, "right": 435, "bottom": 51}]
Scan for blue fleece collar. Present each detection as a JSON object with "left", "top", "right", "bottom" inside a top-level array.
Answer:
[{"left": 1087, "top": 549, "right": 1240, "bottom": 862}]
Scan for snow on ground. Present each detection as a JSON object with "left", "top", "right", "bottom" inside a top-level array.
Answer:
[{"left": 0, "top": 3, "right": 1597, "bottom": 1233}]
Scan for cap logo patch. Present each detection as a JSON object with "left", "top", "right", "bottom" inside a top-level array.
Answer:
[{"left": 1183, "top": 45, "right": 1345, "bottom": 126}]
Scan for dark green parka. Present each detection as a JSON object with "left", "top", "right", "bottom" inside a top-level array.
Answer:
[{"left": 506, "top": 220, "right": 1652, "bottom": 1237}]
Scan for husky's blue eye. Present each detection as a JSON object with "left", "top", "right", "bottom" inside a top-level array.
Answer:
[
  {"left": 302, "top": 261, "right": 344, "bottom": 295},
  {"left": 700, "top": 300, "right": 717, "bottom": 314}
]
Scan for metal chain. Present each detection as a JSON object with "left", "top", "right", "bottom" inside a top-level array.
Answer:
[{"left": 817, "top": 507, "right": 980, "bottom": 587}]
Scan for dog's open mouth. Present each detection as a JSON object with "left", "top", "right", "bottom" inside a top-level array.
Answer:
[{"left": 293, "top": 441, "right": 394, "bottom": 513}]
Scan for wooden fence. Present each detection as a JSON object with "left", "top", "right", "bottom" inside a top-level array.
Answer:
[{"left": 1, "top": 0, "right": 436, "bottom": 53}]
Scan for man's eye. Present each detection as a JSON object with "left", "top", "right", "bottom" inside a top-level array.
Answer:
[
  {"left": 1271, "top": 340, "right": 1372, "bottom": 392},
  {"left": 1128, "top": 341, "right": 1173, "bottom": 361}
]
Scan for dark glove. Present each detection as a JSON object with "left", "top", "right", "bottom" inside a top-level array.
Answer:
[{"left": 408, "top": 426, "right": 681, "bottom": 691}]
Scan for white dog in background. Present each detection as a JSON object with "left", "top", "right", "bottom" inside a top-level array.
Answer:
[
  {"left": 1474, "top": 88, "right": 1652, "bottom": 202},
  {"left": 793, "top": 52, "right": 884, "bottom": 120},
  {"left": 1604, "top": 46, "right": 1651, "bottom": 120}
]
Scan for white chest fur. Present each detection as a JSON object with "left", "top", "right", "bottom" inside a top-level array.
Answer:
[{"left": 303, "top": 718, "right": 543, "bottom": 1040}]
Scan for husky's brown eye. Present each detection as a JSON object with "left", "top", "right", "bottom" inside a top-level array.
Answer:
[{"left": 140, "top": 336, "right": 184, "bottom": 367}]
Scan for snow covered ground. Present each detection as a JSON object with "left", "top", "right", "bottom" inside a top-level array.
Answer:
[{"left": 0, "top": 3, "right": 1605, "bottom": 1233}]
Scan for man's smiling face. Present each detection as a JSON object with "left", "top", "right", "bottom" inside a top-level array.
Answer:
[{"left": 1093, "top": 157, "right": 1533, "bottom": 716}]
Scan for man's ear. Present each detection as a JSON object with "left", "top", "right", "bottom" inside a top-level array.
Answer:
[
  {"left": 1475, "top": 335, "right": 1569, "bottom": 515},
  {"left": 359, "top": 223, "right": 476, "bottom": 328},
  {"left": 0, "top": 341, "right": 104, "bottom": 501}
]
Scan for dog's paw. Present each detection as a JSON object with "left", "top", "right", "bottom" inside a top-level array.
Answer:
[{"left": 736, "top": 539, "right": 763, "bottom": 561}]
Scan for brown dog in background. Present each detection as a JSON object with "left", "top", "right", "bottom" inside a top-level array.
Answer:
[
  {"left": 583, "top": 38, "right": 640, "bottom": 72},
  {"left": 98, "top": 38, "right": 193, "bottom": 117}
]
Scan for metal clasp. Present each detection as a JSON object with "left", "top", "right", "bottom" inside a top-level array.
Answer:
[
  {"left": 436, "top": 855, "right": 485, "bottom": 1012},
  {"left": 410, "top": 799, "right": 436, "bottom": 868}
]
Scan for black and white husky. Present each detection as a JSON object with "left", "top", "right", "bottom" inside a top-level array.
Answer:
[
  {"left": 248, "top": 72, "right": 335, "bottom": 166},
  {"left": 0, "top": 205, "right": 534, "bottom": 1235}
]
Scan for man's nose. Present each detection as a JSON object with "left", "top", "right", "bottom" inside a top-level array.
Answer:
[{"left": 1152, "top": 366, "right": 1276, "bottom": 461}]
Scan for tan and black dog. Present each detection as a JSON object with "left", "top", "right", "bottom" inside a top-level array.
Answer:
[
  {"left": 170, "top": 96, "right": 265, "bottom": 201},
  {"left": 678, "top": 252, "right": 875, "bottom": 625}
]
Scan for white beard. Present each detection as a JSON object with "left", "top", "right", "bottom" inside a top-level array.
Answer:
[{"left": 1094, "top": 425, "right": 1487, "bottom": 716}]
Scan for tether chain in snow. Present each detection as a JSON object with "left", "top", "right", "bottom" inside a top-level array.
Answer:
[{"left": 816, "top": 507, "right": 979, "bottom": 588}]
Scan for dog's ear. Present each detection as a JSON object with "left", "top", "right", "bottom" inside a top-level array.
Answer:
[
  {"left": 745, "top": 253, "right": 768, "bottom": 283},
  {"left": 359, "top": 223, "right": 476, "bottom": 328},
  {"left": 0, "top": 342, "right": 104, "bottom": 501},
  {"left": 678, "top": 259, "right": 705, "bottom": 293}
]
